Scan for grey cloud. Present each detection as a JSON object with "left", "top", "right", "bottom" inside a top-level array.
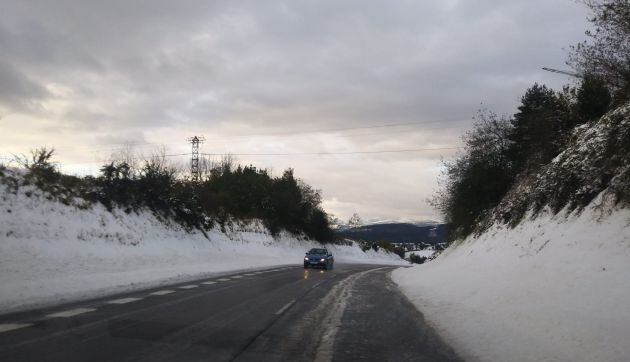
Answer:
[
  {"left": 0, "top": 60, "right": 49, "bottom": 111},
  {"left": 0, "top": 0, "right": 590, "bottom": 220}
]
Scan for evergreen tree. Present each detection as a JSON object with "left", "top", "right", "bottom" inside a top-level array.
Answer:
[
  {"left": 576, "top": 74, "right": 612, "bottom": 121},
  {"left": 508, "top": 84, "right": 570, "bottom": 172}
]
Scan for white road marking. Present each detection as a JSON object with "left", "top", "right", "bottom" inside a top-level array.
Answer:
[
  {"left": 275, "top": 299, "right": 296, "bottom": 315},
  {"left": 46, "top": 308, "right": 96, "bottom": 318},
  {"left": 217, "top": 278, "right": 231, "bottom": 282},
  {"left": 253, "top": 272, "right": 263, "bottom": 274},
  {"left": 150, "top": 290, "right": 175, "bottom": 296},
  {"left": 232, "top": 275, "right": 244, "bottom": 279},
  {"left": 243, "top": 273, "right": 256, "bottom": 276},
  {"left": 106, "top": 297, "right": 142, "bottom": 305},
  {"left": 202, "top": 281, "right": 217, "bottom": 285},
  {"left": 179, "top": 285, "right": 198, "bottom": 289},
  {"left": 0, "top": 323, "right": 32, "bottom": 333}
]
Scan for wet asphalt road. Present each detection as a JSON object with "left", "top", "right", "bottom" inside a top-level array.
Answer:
[{"left": 0, "top": 264, "right": 459, "bottom": 361}]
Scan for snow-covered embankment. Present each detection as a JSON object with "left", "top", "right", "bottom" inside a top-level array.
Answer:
[
  {"left": 392, "top": 205, "right": 630, "bottom": 362},
  {"left": 0, "top": 180, "right": 403, "bottom": 313}
]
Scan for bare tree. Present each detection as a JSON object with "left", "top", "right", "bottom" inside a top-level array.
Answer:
[
  {"left": 568, "top": 0, "right": 630, "bottom": 99},
  {"left": 207, "top": 154, "right": 237, "bottom": 177},
  {"left": 108, "top": 143, "right": 138, "bottom": 175},
  {"left": 147, "top": 145, "right": 168, "bottom": 170},
  {"left": 348, "top": 213, "right": 362, "bottom": 228}
]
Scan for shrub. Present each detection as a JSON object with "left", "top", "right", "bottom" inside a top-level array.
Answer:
[
  {"left": 3, "top": 149, "right": 334, "bottom": 242},
  {"left": 409, "top": 253, "right": 428, "bottom": 264}
]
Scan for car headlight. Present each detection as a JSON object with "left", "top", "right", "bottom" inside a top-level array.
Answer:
[
  {"left": 320, "top": 258, "right": 325, "bottom": 262},
  {"left": 304, "top": 257, "right": 309, "bottom": 260}
]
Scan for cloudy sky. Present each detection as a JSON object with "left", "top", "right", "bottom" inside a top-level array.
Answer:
[{"left": 0, "top": 0, "right": 590, "bottom": 223}]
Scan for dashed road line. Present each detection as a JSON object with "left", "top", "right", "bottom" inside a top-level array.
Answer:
[
  {"left": 243, "top": 273, "right": 256, "bottom": 276},
  {"left": 150, "top": 290, "right": 176, "bottom": 296},
  {"left": 217, "top": 278, "right": 231, "bottom": 282},
  {"left": 46, "top": 308, "right": 96, "bottom": 318},
  {"left": 106, "top": 297, "right": 142, "bottom": 305},
  {"left": 232, "top": 275, "right": 244, "bottom": 279},
  {"left": 179, "top": 285, "right": 198, "bottom": 289},
  {"left": 202, "top": 281, "right": 217, "bottom": 285},
  {"left": 0, "top": 323, "right": 32, "bottom": 333},
  {"left": 275, "top": 299, "right": 296, "bottom": 315}
]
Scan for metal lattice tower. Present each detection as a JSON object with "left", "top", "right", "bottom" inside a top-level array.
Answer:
[{"left": 186, "top": 136, "right": 205, "bottom": 181}]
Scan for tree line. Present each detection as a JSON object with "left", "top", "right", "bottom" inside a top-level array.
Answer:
[
  {"left": 2, "top": 150, "right": 334, "bottom": 242},
  {"left": 431, "top": 0, "right": 629, "bottom": 240}
]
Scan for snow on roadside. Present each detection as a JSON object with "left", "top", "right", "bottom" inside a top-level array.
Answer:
[
  {"left": 0, "top": 181, "right": 403, "bottom": 314},
  {"left": 392, "top": 204, "right": 630, "bottom": 362}
]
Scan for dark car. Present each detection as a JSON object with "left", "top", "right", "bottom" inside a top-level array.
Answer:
[{"left": 303, "top": 248, "right": 334, "bottom": 270}]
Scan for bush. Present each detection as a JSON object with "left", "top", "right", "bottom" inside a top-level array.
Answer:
[
  {"left": 197, "top": 165, "right": 333, "bottom": 241},
  {"left": 2, "top": 149, "right": 334, "bottom": 242},
  {"left": 433, "top": 78, "right": 624, "bottom": 240},
  {"left": 568, "top": 0, "right": 630, "bottom": 103},
  {"left": 408, "top": 253, "right": 428, "bottom": 264},
  {"left": 431, "top": 109, "right": 516, "bottom": 239}
]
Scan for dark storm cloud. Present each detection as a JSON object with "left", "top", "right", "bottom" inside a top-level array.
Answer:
[{"left": 0, "top": 0, "right": 589, "bottom": 220}]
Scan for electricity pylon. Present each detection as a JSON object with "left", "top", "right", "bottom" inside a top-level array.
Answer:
[{"left": 186, "top": 136, "right": 205, "bottom": 181}]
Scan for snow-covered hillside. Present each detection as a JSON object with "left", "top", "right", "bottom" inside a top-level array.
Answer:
[
  {"left": 393, "top": 198, "right": 630, "bottom": 362},
  {"left": 0, "top": 175, "right": 403, "bottom": 314},
  {"left": 486, "top": 103, "right": 630, "bottom": 230},
  {"left": 393, "top": 103, "right": 630, "bottom": 361}
]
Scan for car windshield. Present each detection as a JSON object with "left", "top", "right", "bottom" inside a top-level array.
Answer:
[
  {"left": 3, "top": 1, "right": 622, "bottom": 361},
  {"left": 309, "top": 248, "right": 327, "bottom": 255}
]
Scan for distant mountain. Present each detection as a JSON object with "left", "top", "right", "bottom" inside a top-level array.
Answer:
[
  {"left": 363, "top": 218, "right": 440, "bottom": 227},
  {"left": 336, "top": 222, "right": 447, "bottom": 244},
  {"left": 335, "top": 219, "right": 440, "bottom": 231}
]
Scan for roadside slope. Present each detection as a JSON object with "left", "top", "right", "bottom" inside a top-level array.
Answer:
[
  {"left": 392, "top": 104, "right": 630, "bottom": 361},
  {"left": 393, "top": 204, "right": 630, "bottom": 361},
  {"left": 0, "top": 175, "right": 403, "bottom": 314}
]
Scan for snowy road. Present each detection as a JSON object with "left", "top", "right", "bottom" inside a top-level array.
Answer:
[{"left": 0, "top": 264, "right": 458, "bottom": 361}]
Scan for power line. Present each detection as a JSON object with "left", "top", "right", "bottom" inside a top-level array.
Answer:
[
  {"left": 127, "top": 153, "right": 189, "bottom": 161},
  {"left": 201, "top": 118, "right": 470, "bottom": 141},
  {"left": 200, "top": 146, "right": 460, "bottom": 157},
  {"left": 56, "top": 118, "right": 471, "bottom": 153},
  {"left": 4, "top": 146, "right": 459, "bottom": 166},
  {"left": 310, "top": 124, "right": 471, "bottom": 140}
]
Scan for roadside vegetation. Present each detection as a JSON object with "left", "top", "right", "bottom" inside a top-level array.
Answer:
[
  {"left": 431, "top": 0, "right": 630, "bottom": 241},
  {"left": 355, "top": 239, "right": 406, "bottom": 259},
  {"left": 0, "top": 151, "right": 334, "bottom": 242}
]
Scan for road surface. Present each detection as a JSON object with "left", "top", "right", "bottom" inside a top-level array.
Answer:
[{"left": 0, "top": 264, "right": 459, "bottom": 361}]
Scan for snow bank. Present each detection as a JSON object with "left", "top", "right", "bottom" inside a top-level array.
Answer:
[
  {"left": 0, "top": 181, "right": 403, "bottom": 313},
  {"left": 392, "top": 204, "right": 630, "bottom": 362}
]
